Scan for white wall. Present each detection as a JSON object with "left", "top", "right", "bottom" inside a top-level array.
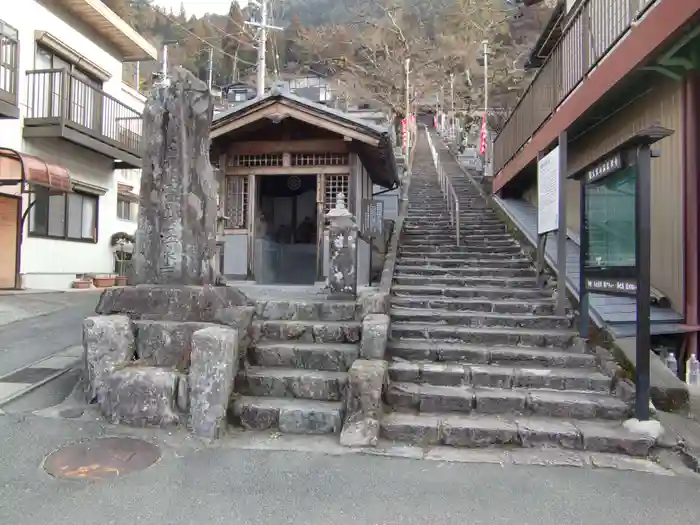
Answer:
[{"left": 0, "top": 1, "right": 147, "bottom": 289}]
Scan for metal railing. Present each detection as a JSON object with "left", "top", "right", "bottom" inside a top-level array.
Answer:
[
  {"left": 25, "top": 69, "right": 143, "bottom": 156},
  {"left": 425, "top": 126, "right": 460, "bottom": 246},
  {"left": 493, "top": 0, "right": 659, "bottom": 174}
]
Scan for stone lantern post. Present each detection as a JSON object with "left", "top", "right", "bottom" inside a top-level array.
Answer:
[{"left": 325, "top": 192, "right": 358, "bottom": 298}]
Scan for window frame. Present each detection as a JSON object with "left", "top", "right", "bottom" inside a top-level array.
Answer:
[
  {"left": 116, "top": 196, "right": 133, "bottom": 221},
  {"left": 28, "top": 187, "right": 99, "bottom": 244}
]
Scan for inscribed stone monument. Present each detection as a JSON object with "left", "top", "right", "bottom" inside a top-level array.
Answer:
[{"left": 131, "top": 67, "right": 218, "bottom": 286}]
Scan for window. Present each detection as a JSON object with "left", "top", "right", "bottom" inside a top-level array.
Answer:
[
  {"left": 0, "top": 20, "right": 18, "bottom": 100},
  {"left": 117, "top": 197, "right": 132, "bottom": 221},
  {"left": 233, "top": 90, "right": 247, "bottom": 102},
  {"left": 29, "top": 187, "right": 98, "bottom": 242}
]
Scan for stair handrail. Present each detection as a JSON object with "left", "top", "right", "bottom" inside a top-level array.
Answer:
[{"left": 424, "top": 126, "right": 460, "bottom": 246}]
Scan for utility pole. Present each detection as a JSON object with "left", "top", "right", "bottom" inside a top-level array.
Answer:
[
  {"left": 161, "top": 40, "right": 178, "bottom": 80},
  {"left": 207, "top": 46, "right": 214, "bottom": 90},
  {"left": 405, "top": 58, "right": 410, "bottom": 155},
  {"left": 483, "top": 39, "right": 489, "bottom": 164},
  {"left": 246, "top": 0, "right": 283, "bottom": 98}
]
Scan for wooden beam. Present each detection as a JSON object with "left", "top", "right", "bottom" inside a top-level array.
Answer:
[
  {"left": 229, "top": 139, "right": 349, "bottom": 156},
  {"left": 225, "top": 165, "right": 349, "bottom": 176}
]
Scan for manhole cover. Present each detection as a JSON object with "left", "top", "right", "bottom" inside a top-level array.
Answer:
[{"left": 43, "top": 437, "right": 161, "bottom": 480}]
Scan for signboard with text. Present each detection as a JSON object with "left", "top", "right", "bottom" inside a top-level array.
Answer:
[{"left": 537, "top": 146, "right": 560, "bottom": 234}]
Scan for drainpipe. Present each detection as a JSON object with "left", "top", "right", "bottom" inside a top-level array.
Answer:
[{"left": 683, "top": 72, "right": 699, "bottom": 374}]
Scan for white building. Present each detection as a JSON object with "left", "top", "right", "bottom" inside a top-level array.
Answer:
[{"left": 0, "top": 0, "right": 155, "bottom": 290}]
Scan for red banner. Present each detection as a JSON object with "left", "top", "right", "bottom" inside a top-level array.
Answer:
[{"left": 479, "top": 114, "right": 487, "bottom": 156}]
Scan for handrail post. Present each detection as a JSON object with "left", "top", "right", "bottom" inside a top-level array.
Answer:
[{"left": 455, "top": 199, "right": 460, "bottom": 247}]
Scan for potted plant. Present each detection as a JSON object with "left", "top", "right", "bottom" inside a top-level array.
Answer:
[
  {"left": 110, "top": 232, "right": 135, "bottom": 285},
  {"left": 93, "top": 274, "right": 115, "bottom": 288}
]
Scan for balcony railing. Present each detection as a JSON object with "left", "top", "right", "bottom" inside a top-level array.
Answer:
[
  {"left": 25, "top": 69, "right": 142, "bottom": 159},
  {"left": 0, "top": 20, "right": 19, "bottom": 115},
  {"left": 493, "top": 0, "right": 658, "bottom": 175}
]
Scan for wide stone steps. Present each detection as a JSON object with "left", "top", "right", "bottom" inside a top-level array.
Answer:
[
  {"left": 394, "top": 264, "right": 536, "bottom": 278},
  {"left": 400, "top": 238, "right": 518, "bottom": 248},
  {"left": 399, "top": 247, "right": 523, "bottom": 258},
  {"left": 379, "top": 413, "right": 653, "bottom": 456},
  {"left": 393, "top": 274, "right": 539, "bottom": 288},
  {"left": 390, "top": 308, "right": 571, "bottom": 330},
  {"left": 391, "top": 295, "right": 556, "bottom": 315},
  {"left": 391, "top": 284, "right": 553, "bottom": 301},
  {"left": 387, "top": 338, "right": 597, "bottom": 369},
  {"left": 385, "top": 382, "right": 627, "bottom": 420},
  {"left": 232, "top": 396, "right": 344, "bottom": 434},
  {"left": 248, "top": 342, "right": 360, "bottom": 372},
  {"left": 388, "top": 361, "right": 610, "bottom": 391},
  {"left": 391, "top": 324, "right": 577, "bottom": 347}
]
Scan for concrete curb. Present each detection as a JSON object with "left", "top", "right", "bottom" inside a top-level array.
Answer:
[{"left": 0, "top": 345, "right": 83, "bottom": 408}]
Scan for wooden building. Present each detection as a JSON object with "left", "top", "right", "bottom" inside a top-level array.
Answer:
[{"left": 210, "top": 90, "right": 399, "bottom": 286}]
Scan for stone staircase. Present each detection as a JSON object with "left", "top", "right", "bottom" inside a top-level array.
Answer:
[
  {"left": 232, "top": 299, "right": 361, "bottom": 434},
  {"left": 380, "top": 131, "right": 653, "bottom": 457}
]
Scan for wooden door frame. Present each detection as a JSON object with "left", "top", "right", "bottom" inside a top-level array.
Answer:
[{"left": 0, "top": 193, "right": 21, "bottom": 289}]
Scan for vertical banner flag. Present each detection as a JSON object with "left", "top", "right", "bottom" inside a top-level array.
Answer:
[{"left": 479, "top": 114, "right": 487, "bottom": 156}]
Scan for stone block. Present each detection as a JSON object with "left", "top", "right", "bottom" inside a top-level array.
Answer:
[
  {"left": 441, "top": 415, "right": 519, "bottom": 447},
  {"left": 360, "top": 314, "right": 389, "bottom": 360},
  {"left": 357, "top": 290, "right": 390, "bottom": 318},
  {"left": 576, "top": 420, "right": 654, "bottom": 457},
  {"left": 83, "top": 315, "right": 136, "bottom": 402},
  {"left": 95, "top": 284, "right": 249, "bottom": 322},
  {"left": 279, "top": 403, "right": 343, "bottom": 434},
  {"left": 381, "top": 413, "right": 441, "bottom": 445},
  {"left": 469, "top": 365, "right": 514, "bottom": 388},
  {"left": 340, "top": 360, "right": 388, "bottom": 447},
  {"left": 189, "top": 326, "right": 240, "bottom": 439},
  {"left": 388, "top": 362, "right": 420, "bottom": 382},
  {"left": 474, "top": 389, "right": 526, "bottom": 414},
  {"left": 97, "top": 366, "right": 179, "bottom": 426},
  {"left": 421, "top": 363, "right": 466, "bottom": 386},
  {"left": 134, "top": 320, "right": 216, "bottom": 369},
  {"left": 419, "top": 385, "right": 474, "bottom": 413},
  {"left": 516, "top": 418, "right": 582, "bottom": 449}
]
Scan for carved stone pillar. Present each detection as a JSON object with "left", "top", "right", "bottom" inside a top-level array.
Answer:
[{"left": 325, "top": 192, "right": 358, "bottom": 298}]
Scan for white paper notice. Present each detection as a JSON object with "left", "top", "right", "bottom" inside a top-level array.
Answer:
[{"left": 537, "top": 146, "right": 560, "bottom": 234}]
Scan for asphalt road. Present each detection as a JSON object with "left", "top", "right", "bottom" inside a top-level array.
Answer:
[
  {"left": 0, "top": 413, "right": 699, "bottom": 525},
  {"left": 0, "top": 292, "right": 99, "bottom": 376}
]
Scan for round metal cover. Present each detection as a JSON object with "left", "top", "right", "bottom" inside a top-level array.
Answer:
[{"left": 43, "top": 437, "right": 161, "bottom": 481}]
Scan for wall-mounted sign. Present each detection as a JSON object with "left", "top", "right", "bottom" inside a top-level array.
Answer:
[
  {"left": 361, "top": 199, "right": 384, "bottom": 237},
  {"left": 585, "top": 152, "right": 623, "bottom": 184},
  {"left": 537, "top": 146, "right": 560, "bottom": 234},
  {"left": 585, "top": 277, "right": 637, "bottom": 296}
]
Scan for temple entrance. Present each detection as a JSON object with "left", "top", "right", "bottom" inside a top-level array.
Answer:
[{"left": 253, "top": 174, "right": 318, "bottom": 284}]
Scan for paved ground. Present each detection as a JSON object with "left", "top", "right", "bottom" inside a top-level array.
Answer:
[
  {"left": 0, "top": 410, "right": 699, "bottom": 525},
  {"left": 0, "top": 291, "right": 99, "bottom": 377}
]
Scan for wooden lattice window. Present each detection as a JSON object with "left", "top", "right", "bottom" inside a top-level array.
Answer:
[
  {"left": 229, "top": 154, "right": 283, "bottom": 167},
  {"left": 324, "top": 174, "right": 349, "bottom": 213},
  {"left": 225, "top": 176, "right": 248, "bottom": 228},
  {"left": 291, "top": 153, "right": 349, "bottom": 166}
]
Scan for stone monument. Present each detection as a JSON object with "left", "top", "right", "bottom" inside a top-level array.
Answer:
[
  {"left": 83, "top": 68, "right": 253, "bottom": 439},
  {"left": 325, "top": 193, "right": 358, "bottom": 298}
]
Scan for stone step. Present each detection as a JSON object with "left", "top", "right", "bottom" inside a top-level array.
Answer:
[
  {"left": 408, "top": 216, "right": 500, "bottom": 223},
  {"left": 390, "top": 309, "right": 571, "bottom": 330},
  {"left": 251, "top": 320, "right": 362, "bottom": 344},
  {"left": 403, "top": 229, "right": 509, "bottom": 237},
  {"left": 392, "top": 284, "right": 552, "bottom": 300},
  {"left": 395, "top": 265, "right": 535, "bottom": 278},
  {"left": 399, "top": 246, "right": 522, "bottom": 256},
  {"left": 397, "top": 256, "right": 532, "bottom": 269},
  {"left": 385, "top": 382, "right": 628, "bottom": 420},
  {"left": 391, "top": 295, "right": 556, "bottom": 315},
  {"left": 379, "top": 413, "right": 653, "bottom": 456},
  {"left": 237, "top": 367, "right": 348, "bottom": 401},
  {"left": 391, "top": 323, "right": 577, "bottom": 348},
  {"left": 400, "top": 239, "right": 517, "bottom": 248},
  {"left": 254, "top": 300, "right": 356, "bottom": 321},
  {"left": 388, "top": 362, "right": 610, "bottom": 392},
  {"left": 249, "top": 342, "right": 360, "bottom": 372},
  {"left": 232, "top": 396, "right": 343, "bottom": 434},
  {"left": 398, "top": 251, "right": 526, "bottom": 261},
  {"left": 393, "top": 274, "right": 538, "bottom": 288},
  {"left": 388, "top": 340, "right": 595, "bottom": 368}
]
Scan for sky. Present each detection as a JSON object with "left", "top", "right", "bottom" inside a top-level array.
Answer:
[{"left": 154, "top": 1, "right": 241, "bottom": 18}]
